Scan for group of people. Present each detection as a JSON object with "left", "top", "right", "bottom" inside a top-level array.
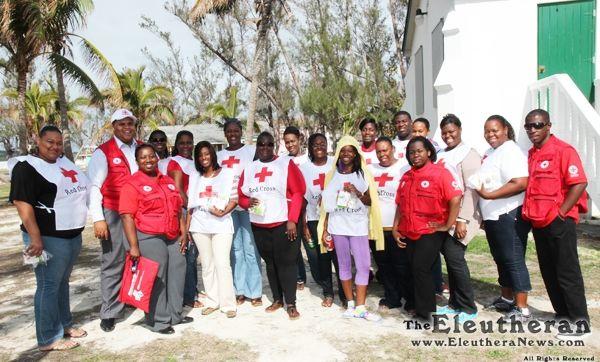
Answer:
[{"left": 9, "top": 107, "right": 592, "bottom": 351}]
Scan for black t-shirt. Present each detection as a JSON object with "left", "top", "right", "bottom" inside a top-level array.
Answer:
[{"left": 9, "top": 161, "right": 84, "bottom": 239}]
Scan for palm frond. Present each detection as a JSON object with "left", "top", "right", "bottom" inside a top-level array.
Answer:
[
  {"left": 78, "top": 36, "right": 121, "bottom": 102},
  {"left": 190, "top": 0, "right": 236, "bottom": 20},
  {"left": 48, "top": 53, "right": 104, "bottom": 106}
]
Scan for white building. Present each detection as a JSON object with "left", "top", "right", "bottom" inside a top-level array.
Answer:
[{"left": 402, "top": 0, "right": 600, "bottom": 210}]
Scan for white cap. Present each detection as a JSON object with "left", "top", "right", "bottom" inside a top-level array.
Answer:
[{"left": 110, "top": 108, "right": 137, "bottom": 123}]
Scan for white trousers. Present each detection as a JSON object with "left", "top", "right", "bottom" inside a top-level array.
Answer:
[{"left": 191, "top": 232, "right": 236, "bottom": 312}]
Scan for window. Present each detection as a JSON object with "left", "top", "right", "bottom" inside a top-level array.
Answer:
[
  {"left": 415, "top": 46, "right": 424, "bottom": 115},
  {"left": 432, "top": 18, "right": 444, "bottom": 108}
]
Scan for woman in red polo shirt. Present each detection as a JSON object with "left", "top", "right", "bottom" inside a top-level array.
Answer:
[
  {"left": 393, "top": 136, "right": 462, "bottom": 321},
  {"left": 119, "top": 143, "right": 192, "bottom": 334}
]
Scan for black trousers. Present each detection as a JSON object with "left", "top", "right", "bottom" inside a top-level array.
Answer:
[
  {"left": 407, "top": 232, "right": 445, "bottom": 320},
  {"left": 370, "top": 231, "right": 414, "bottom": 310},
  {"left": 252, "top": 223, "right": 299, "bottom": 305},
  {"left": 533, "top": 217, "right": 590, "bottom": 330},
  {"left": 308, "top": 221, "right": 346, "bottom": 302},
  {"left": 441, "top": 235, "right": 477, "bottom": 314}
]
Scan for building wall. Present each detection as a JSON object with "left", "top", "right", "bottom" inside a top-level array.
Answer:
[{"left": 403, "top": 0, "right": 593, "bottom": 153}]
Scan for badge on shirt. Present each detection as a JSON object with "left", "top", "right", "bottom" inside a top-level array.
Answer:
[
  {"left": 113, "top": 158, "right": 122, "bottom": 165},
  {"left": 451, "top": 181, "right": 460, "bottom": 190},
  {"left": 568, "top": 165, "right": 579, "bottom": 177},
  {"left": 168, "top": 184, "right": 176, "bottom": 191},
  {"left": 421, "top": 180, "right": 430, "bottom": 188},
  {"left": 540, "top": 160, "right": 549, "bottom": 169},
  {"left": 143, "top": 185, "right": 152, "bottom": 192}
]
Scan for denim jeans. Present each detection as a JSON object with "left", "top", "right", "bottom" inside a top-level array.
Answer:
[
  {"left": 23, "top": 232, "right": 82, "bottom": 347},
  {"left": 483, "top": 206, "right": 532, "bottom": 293},
  {"left": 183, "top": 240, "right": 199, "bottom": 305},
  {"left": 230, "top": 209, "right": 262, "bottom": 298}
]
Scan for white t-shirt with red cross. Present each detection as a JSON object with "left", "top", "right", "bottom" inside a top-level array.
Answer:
[
  {"left": 368, "top": 161, "right": 410, "bottom": 227},
  {"left": 240, "top": 156, "right": 290, "bottom": 224},
  {"left": 361, "top": 143, "right": 379, "bottom": 166},
  {"left": 322, "top": 170, "right": 369, "bottom": 236},
  {"left": 217, "top": 144, "right": 256, "bottom": 209},
  {"left": 188, "top": 168, "right": 236, "bottom": 234},
  {"left": 300, "top": 156, "right": 334, "bottom": 221},
  {"left": 392, "top": 138, "right": 410, "bottom": 168}
]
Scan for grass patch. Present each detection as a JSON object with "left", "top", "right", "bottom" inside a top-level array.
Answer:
[
  {"left": 0, "top": 183, "right": 10, "bottom": 205},
  {"left": 467, "top": 235, "right": 536, "bottom": 257}
]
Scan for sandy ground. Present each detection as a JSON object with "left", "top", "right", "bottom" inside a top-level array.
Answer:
[{"left": 0, "top": 204, "right": 599, "bottom": 361}]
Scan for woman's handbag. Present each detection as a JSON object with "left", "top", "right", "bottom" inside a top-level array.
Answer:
[{"left": 119, "top": 253, "right": 159, "bottom": 313}]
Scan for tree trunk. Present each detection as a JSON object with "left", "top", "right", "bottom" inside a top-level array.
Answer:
[
  {"left": 388, "top": 0, "right": 407, "bottom": 95},
  {"left": 245, "top": 0, "right": 274, "bottom": 144},
  {"left": 16, "top": 66, "right": 29, "bottom": 155},
  {"left": 55, "top": 58, "right": 75, "bottom": 161}
]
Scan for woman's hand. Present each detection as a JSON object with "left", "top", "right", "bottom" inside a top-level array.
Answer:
[
  {"left": 249, "top": 197, "right": 260, "bottom": 207},
  {"left": 27, "top": 238, "right": 44, "bottom": 257},
  {"left": 303, "top": 225, "right": 312, "bottom": 243},
  {"left": 428, "top": 221, "right": 451, "bottom": 232},
  {"left": 454, "top": 221, "right": 467, "bottom": 239},
  {"left": 209, "top": 207, "right": 225, "bottom": 217},
  {"left": 392, "top": 229, "right": 406, "bottom": 248},
  {"left": 286, "top": 221, "right": 297, "bottom": 241},
  {"left": 321, "top": 230, "right": 333, "bottom": 249},
  {"left": 129, "top": 245, "right": 141, "bottom": 260},
  {"left": 476, "top": 186, "right": 492, "bottom": 200},
  {"left": 343, "top": 183, "right": 361, "bottom": 198},
  {"left": 93, "top": 220, "right": 110, "bottom": 240},
  {"left": 179, "top": 234, "right": 188, "bottom": 254}
]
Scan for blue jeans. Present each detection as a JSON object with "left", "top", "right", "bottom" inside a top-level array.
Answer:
[
  {"left": 484, "top": 206, "right": 532, "bottom": 293},
  {"left": 230, "top": 210, "right": 262, "bottom": 298},
  {"left": 23, "top": 232, "right": 82, "bottom": 347},
  {"left": 183, "top": 240, "right": 199, "bottom": 305}
]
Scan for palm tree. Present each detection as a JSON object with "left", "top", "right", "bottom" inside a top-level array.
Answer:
[
  {"left": 115, "top": 66, "right": 175, "bottom": 137},
  {"left": 44, "top": 0, "right": 119, "bottom": 160},
  {"left": 191, "top": 0, "right": 275, "bottom": 144},
  {"left": 0, "top": 0, "right": 46, "bottom": 153},
  {"left": 201, "top": 86, "right": 240, "bottom": 124},
  {"left": 3, "top": 82, "right": 58, "bottom": 136}
]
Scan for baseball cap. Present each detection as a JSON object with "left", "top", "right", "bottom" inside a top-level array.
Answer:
[{"left": 110, "top": 108, "right": 137, "bottom": 123}]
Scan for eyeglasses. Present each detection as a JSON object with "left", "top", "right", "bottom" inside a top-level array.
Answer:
[
  {"left": 149, "top": 138, "right": 166, "bottom": 142},
  {"left": 257, "top": 142, "right": 275, "bottom": 147},
  {"left": 524, "top": 122, "right": 548, "bottom": 130}
]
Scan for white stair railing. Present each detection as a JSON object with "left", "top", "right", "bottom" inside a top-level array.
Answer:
[{"left": 519, "top": 74, "right": 600, "bottom": 213}]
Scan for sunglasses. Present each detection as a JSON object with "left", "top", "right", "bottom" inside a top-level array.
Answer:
[
  {"left": 257, "top": 142, "right": 275, "bottom": 147},
  {"left": 524, "top": 122, "right": 548, "bottom": 130},
  {"left": 149, "top": 138, "right": 166, "bottom": 142}
]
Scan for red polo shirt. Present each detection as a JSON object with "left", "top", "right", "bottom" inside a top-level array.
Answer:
[{"left": 522, "top": 135, "right": 587, "bottom": 228}]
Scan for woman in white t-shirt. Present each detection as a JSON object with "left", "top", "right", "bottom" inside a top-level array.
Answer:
[
  {"left": 474, "top": 115, "right": 532, "bottom": 323},
  {"left": 187, "top": 141, "right": 238, "bottom": 318},
  {"left": 319, "top": 136, "right": 384, "bottom": 321}
]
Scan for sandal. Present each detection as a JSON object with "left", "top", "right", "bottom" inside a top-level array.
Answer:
[
  {"left": 265, "top": 300, "right": 283, "bottom": 313},
  {"left": 236, "top": 295, "right": 246, "bottom": 305},
  {"left": 225, "top": 310, "right": 237, "bottom": 318},
  {"left": 64, "top": 327, "right": 87, "bottom": 338},
  {"left": 184, "top": 300, "right": 204, "bottom": 308},
  {"left": 250, "top": 298, "right": 263, "bottom": 307},
  {"left": 201, "top": 307, "right": 218, "bottom": 315},
  {"left": 39, "top": 339, "right": 79, "bottom": 351},
  {"left": 296, "top": 282, "right": 305, "bottom": 291},
  {"left": 321, "top": 297, "right": 334, "bottom": 308},
  {"left": 287, "top": 305, "right": 300, "bottom": 320}
]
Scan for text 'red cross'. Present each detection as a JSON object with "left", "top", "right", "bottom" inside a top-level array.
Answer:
[
  {"left": 221, "top": 156, "right": 241, "bottom": 168},
  {"left": 313, "top": 173, "right": 325, "bottom": 190},
  {"left": 255, "top": 167, "right": 273, "bottom": 183},
  {"left": 60, "top": 168, "right": 78, "bottom": 183},
  {"left": 199, "top": 186, "right": 213, "bottom": 198},
  {"left": 374, "top": 173, "right": 394, "bottom": 187}
]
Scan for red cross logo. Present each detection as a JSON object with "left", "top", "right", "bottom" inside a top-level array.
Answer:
[
  {"left": 60, "top": 168, "right": 78, "bottom": 183},
  {"left": 255, "top": 167, "right": 273, "bottom": 183},
  {"left": 222, "top": 156, "right": 241, "bottom": 168},
  {"left": 313, "top": 173, "right": 325, "bottom": 190},
  {"left": 374, "top": 173, "right": 394, "bottom": 187},
  {"left": 200, "top": 186, "right": 214, "bottom": 198},
  {"left": 366, "top": 158, "right": 372, "bottom": 165}
]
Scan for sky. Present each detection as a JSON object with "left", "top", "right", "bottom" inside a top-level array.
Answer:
[{"left": 76, "top": 0, "right": 201, "bottom": 82}]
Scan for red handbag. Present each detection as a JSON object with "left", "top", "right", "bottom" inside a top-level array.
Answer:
[{"left": 119, "top": 253, "right": 160, "bottom": 313}]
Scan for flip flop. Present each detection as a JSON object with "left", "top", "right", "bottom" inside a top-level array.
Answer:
[
  {"left": 64, "top": 327, "right": 87, "bottom": 338},
  {"left": 39, "top": 339, "right": 80, "bottom": 352}
]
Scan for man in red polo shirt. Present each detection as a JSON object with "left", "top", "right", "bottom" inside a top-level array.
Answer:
[
  {"left": 522, "top": 108, "right": 590, "bottom": 339},
  {"left": 88, "top": 109, "right": 139, "bottom": 332}
]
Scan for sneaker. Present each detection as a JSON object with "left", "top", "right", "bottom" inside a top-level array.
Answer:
[
  {"left": 342, "top": 306, "right": 355, "bottom": 318},
  {"left": 457, "top": 311, "right": 478, "bottom": 323},
  {"left": 353, "top": 308, "right": 382, "bottom": 322},
  {"left": 436, "top": 305, "right": 459, "bottom": 315},
  {"left": 499, "top": 307, "right": 531, "bottom": 323},
  {"left": 485, "top": 297, "right": 514, "bottom": 312}
]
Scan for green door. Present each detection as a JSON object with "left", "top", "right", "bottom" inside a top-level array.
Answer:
[{"left": 538, "top": 0, "right": 596, "bottom": 101}]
